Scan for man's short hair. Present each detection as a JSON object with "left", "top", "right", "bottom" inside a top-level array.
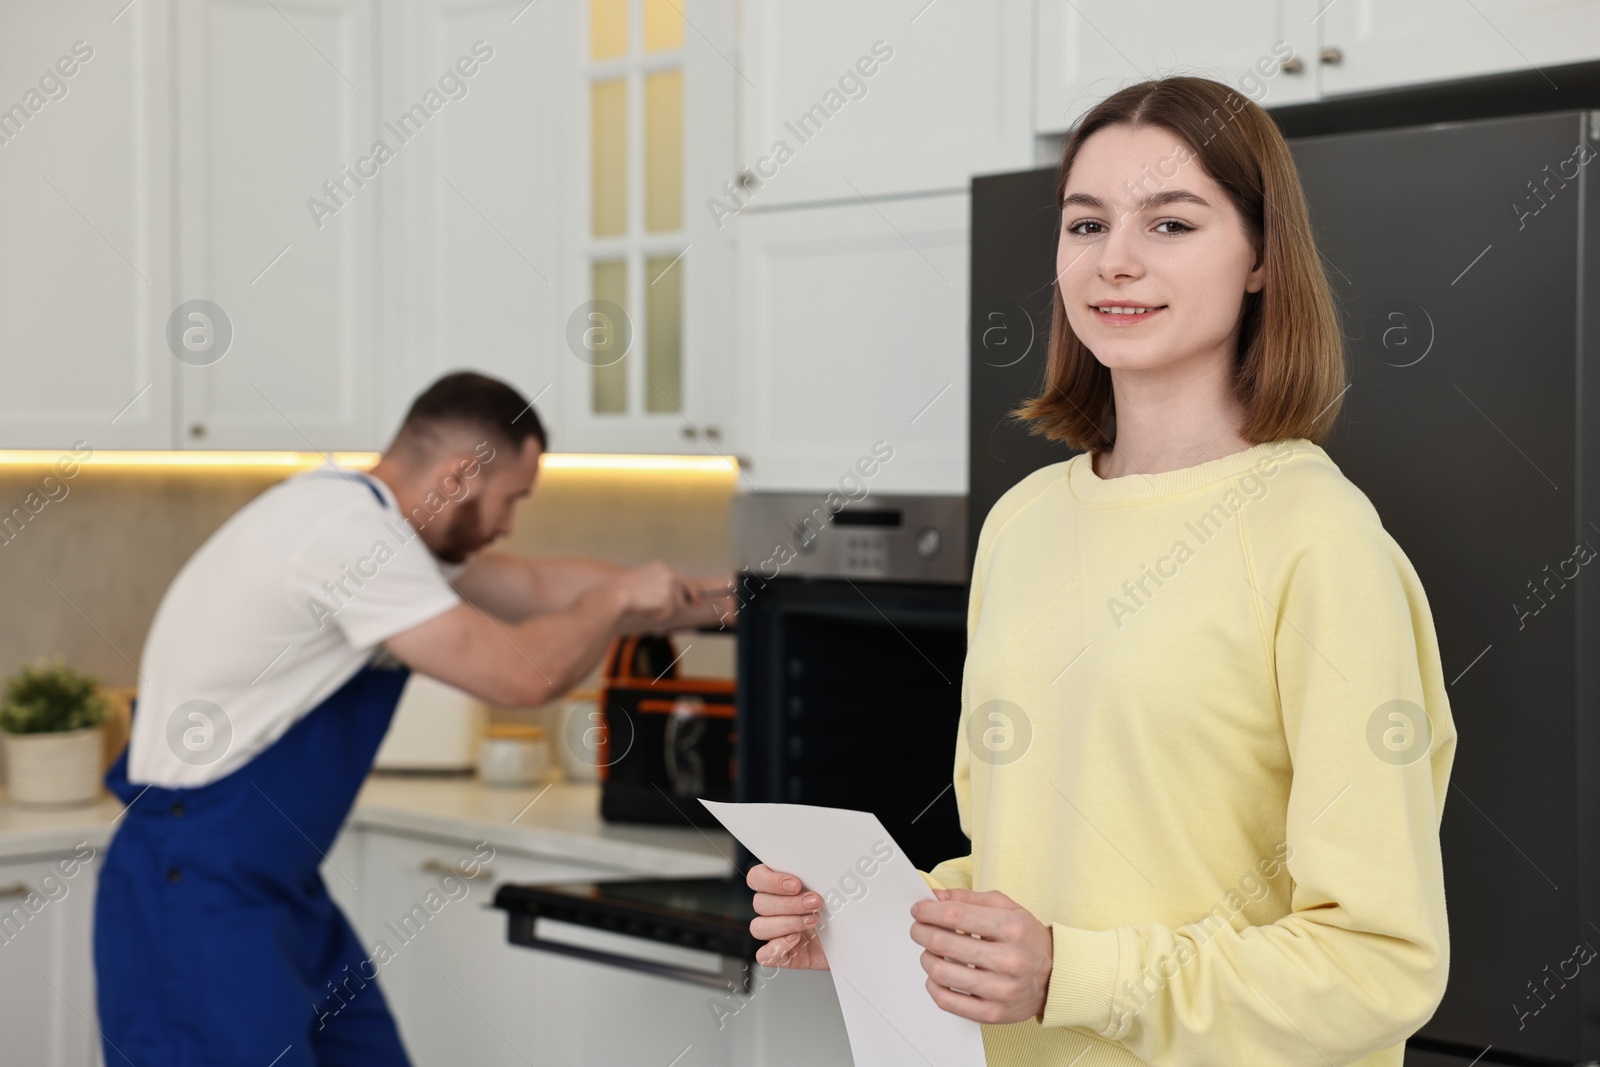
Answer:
[{"left": 390, "top": 371, "right": 546, "bottom": 460}]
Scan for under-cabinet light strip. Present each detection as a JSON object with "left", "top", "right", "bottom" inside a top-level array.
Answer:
[{"left": 0, "top": 451, "right": 738, "bottom": 474}]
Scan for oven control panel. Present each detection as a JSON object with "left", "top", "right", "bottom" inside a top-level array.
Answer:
[{"left": 732, "top": 492, "right": 966, "bottom": 584}]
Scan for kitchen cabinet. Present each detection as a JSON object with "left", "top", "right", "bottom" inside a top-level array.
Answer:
[
  {"left": 330, "top": 822, "right": 858, "bottom": 1067},
  {"left": 1034, "top": 0, "right": 1600, "bottom": 131},
  {"left": 347, "top": 826, "right": 734, "bottom": 1067},
  {"left": 1316, "top": 0, "right": 1600, "bottom": 96},
  {"left": 172, "top": 0, "right": 385, "bottom": 451},
  {"left": 373, "top": 0, "right": 574, "bottom": 455},
  {"left": 375, "top": 0, "right": 744, "bottom": 458},
  {"left": 732, "top": 191, "right": 969, "bottom": 494},
  {"left": 0, "top": 0, "right": 175, "bottom": 451},
  {"left": 556, "top": 0, "right": 742, "bottom": 455},
  {"left": 738, "top": 0, "right": 1032, "bottom": 207},
  {"left": 1034, "top": 0, "right": 1320, "bottom": 134},
  {"left": 0, "top": 847, "right": 102, "bottom": 1067},
  {"left": 3, "top": 0, "right": 739, "bottom": 455}
]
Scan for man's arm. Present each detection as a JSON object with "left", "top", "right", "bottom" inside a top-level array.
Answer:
[
  {"left": 384, "top": 583, "right": 625, "bottom": 708},
  {"left": 385, "top": 561, "right": 737, "bottom": 706},
  {"left": 450, "top": 551, "right": 634, "bottom": 622}
]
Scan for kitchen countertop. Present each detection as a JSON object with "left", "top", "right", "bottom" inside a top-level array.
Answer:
[
  {"left": 0, "top": 790, "right": 124, "bottom": 861},
  {"left": 0, "top": 773, "right": 736, "bottom": 876},
  {"left": 349, "top": 772, "right": 736, "bottom": 876}
]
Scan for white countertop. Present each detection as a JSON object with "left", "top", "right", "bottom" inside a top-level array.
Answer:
[
  {"left": 0, "top": 790, "right": 124, "bottom": 861},
  {"left": 0, "top": 773, "right": 736, "bottom": 877},
  {"left": 349, "top": 773, "right": 736, "bottom": 876}
]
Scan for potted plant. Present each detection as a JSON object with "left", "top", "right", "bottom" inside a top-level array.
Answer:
[{"left": 0, "top": 661, "right": 111, "bottom": 806}]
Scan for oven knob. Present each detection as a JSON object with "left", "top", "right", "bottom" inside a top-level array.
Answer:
[
  {"left": 916, "top": 526, "right": 941, "bottom": 559},
  {"left": 793, "top": 525, "right": 819, "bottom": 554}
]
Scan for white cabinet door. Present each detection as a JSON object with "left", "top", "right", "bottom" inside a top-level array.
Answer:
[
  {"left": 1034, "top": 0, "right": 1319, "bottom": 134},
  {"left": 1318, "top": 0, "right": 1600, "bottom": 96},
  {"left": 354, "top": 829, "right": 734, "bottom": 1067},
  {"left": 376, "top": 0, "right": 574, "bottom": 455},
  {"left": 734, "top": 192, "right": 969, "bottom": 495},
  {"left": 738, "top": 0, "right": 1032, "bottom": 207},
  {"left": 0, "top": 0, "right": 175, "bottom": 450},
  {"left": 0, "top": 847, "right": 102, "bottom": 1067},
  {"left": 353, "top": 831, "right": 596, "bottom": 1066},
  {"left": 173, "top": 0, "right": 383, "bottom": 451}
]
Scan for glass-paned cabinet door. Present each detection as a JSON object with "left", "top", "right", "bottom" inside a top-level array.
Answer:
[{"left": 582, "top": 0, "right": 689, "bottom": 433}]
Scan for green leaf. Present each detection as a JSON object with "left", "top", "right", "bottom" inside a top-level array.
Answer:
[{"left": 0, "top": 659, "right": 110, "bottom": 735}]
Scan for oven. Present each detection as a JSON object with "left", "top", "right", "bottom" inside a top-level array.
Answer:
[
  {"left": 728, "top": 492, "right": 970, "bottom": 874},
  {"left": 492, "top": 491, "right": 971, "bottom": 1000}
]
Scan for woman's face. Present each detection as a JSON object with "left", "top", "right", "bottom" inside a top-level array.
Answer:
[{"left": 1056, "top": 123, "right": 1265, "bottom": 374}]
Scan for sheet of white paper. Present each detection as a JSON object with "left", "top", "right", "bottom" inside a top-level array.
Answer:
[{"left": 700, "top": 799, "right": 986, "bottom": 1067}]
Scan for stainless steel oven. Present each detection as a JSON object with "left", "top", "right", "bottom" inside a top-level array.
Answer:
[
  {"left": 493, "top": 491, "right": 971, "bottom": 994},
  {"left": 728, "top": 491, "right": 970, "bottom": 874}
]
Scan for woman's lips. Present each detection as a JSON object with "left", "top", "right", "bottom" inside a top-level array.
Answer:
[{"left": 1090, "top": 305, "right": 1167, "bottom": 326}]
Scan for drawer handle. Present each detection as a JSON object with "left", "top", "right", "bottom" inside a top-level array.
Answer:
[
  {"left": 421, "top": 859, "right": 494, "bottom": 882},
  {"left": 0, "top": 882, "right": 30, "bottom": 900}
]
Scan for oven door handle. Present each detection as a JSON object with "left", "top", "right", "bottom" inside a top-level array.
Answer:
[{"left": 503, "top": 912, "right": 753, "bottom": 993}]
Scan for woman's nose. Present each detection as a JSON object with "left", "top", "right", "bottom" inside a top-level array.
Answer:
[{"left": 1095, "top": 217, "right": 1145, "bottom": 279}]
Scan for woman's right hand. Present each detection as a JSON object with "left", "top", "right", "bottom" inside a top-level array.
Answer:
[{"left": 747, "top": 863, "right": 830, "bottom": 970}]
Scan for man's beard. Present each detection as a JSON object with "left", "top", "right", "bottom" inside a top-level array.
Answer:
[{"left": 434, "top": 498, "right": 487, "bottom": 564}]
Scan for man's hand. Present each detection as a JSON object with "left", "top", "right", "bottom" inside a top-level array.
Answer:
[
  {"left": 610, "top": 564, "right": 736, "bottom": 634},
  {"left": 909, "top": 888, "right": 1054, "bottom": 1025}
]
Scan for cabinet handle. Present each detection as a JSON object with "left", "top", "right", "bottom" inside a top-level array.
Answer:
[
  {"left": 680, "top": 425, "right": 722, "bottom": 441},
  {"left": 188, "top": 422, "right": 207, "bottom": 439},
  {"left": 1319, "top": 46, "right": 1343, "bottom": 65},
  {"left": 1281, "top": 56, "right": 1304, "bottom": 74},
  {"left": 420, "top": 859, "right": 493, "bottom": 881},
  {"left": 0, "top": 882, "right": 30, "bottom": 900}
]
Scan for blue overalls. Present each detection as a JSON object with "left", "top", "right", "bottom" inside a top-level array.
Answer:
[{"left": 94, "top": 473, "right": 416, "bottom": 1066}]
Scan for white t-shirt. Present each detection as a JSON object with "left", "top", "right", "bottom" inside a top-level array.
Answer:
[{"left": 127, "top": 464, "right": 465, "bottom": 787}]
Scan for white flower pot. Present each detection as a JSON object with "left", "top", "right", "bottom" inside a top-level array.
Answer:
[{"left": 2, "top": 726, "right": 105, "bottom": 806}]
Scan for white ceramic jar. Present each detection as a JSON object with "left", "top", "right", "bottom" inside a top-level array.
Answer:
[{"left": 477, "top": 723, "right": 551, "bottom": 787}]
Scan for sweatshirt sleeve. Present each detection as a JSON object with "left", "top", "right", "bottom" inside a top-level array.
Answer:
[{"left": 1038, "top": 516, "right": 1458, "bottom": 1065}]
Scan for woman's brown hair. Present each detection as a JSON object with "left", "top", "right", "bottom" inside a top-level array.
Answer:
[{"left": 1013, "top": 76, "right": 1345, "bottom": 452}]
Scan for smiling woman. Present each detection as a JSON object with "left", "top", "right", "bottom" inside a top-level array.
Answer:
[{"left": 747, "top": 75, "right": 1456, "bottom": 1067}]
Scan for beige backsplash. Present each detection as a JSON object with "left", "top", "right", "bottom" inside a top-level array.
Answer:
[{"left": 0, "top": 464, "right": 740, "bottom": 722}]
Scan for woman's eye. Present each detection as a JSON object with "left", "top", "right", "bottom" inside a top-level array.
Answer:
[{"left": 1065, "top": 219, "right": 1193, "bottom": 236}]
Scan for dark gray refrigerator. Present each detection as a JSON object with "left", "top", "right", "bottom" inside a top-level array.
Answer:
[{"left": 969, "top": 109, "right": 1600, "bottom": 1065}]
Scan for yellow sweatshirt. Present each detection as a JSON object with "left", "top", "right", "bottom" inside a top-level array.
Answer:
[{"left": 916, "top": 437, "right": 1456, "bottom": 1066}]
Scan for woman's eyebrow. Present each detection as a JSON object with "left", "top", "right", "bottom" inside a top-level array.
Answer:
[{"left": 1061, "top": 189, "right": 1211, "bottom": 212}]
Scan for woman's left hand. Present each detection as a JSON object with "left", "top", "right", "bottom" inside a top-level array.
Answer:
[{"left": 909, "top": 888, "right": 1054, "bottom": 1025}]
